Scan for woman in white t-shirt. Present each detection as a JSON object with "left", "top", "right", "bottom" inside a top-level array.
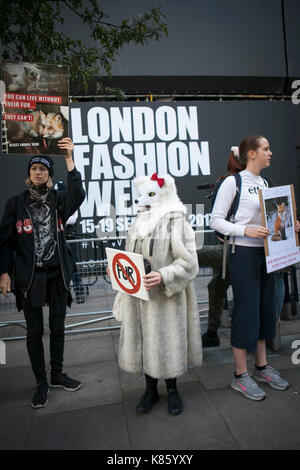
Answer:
[{"left": 210, "top": 135, "right": 290, "bottom": 401}]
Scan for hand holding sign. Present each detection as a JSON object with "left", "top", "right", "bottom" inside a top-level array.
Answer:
[
  {"left": 107, "top": 264, "right": 161, "bottom": 291},
  {"left": 244, "top": 226, "right": 270, "bottom": 239},
  {"left": 143, "top": 271, "right": 162, "bottom": 290}
]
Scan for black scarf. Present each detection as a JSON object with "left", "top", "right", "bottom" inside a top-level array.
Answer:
[
  {"left": 29, "top": 183, "right": 50, "bottom": 203},
  {"left": 26, "top": 184, "right": 58, "bottom": 269}
]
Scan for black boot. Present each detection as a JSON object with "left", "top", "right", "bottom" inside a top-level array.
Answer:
[
  {"left": 165, "top": 378, "right": 183, "bottom": 416},
  {"left": 202, "top": 330, "right": 220, "bottom": 348},
  {"left": 136, "top": 374, "right": 159, "bottom": 414}
]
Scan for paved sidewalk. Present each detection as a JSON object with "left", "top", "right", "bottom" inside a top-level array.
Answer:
[{"left": 1, "top": 309, "right": 300, "bottom": 450}]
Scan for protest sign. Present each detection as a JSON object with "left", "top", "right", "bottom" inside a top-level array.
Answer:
[
  {"left": 106, "top": 247, "right": 149, "bottom": 300},
  {"left": 259, "top": 184, "right": 300, "bottom": 273},
  {"left": 1, "top": 60, "right": 69, "bottom": 155}
]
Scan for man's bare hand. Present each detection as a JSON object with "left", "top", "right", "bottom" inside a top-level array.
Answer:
[{"left": 0, "top": 273, "right": 11, "bottom": 298}]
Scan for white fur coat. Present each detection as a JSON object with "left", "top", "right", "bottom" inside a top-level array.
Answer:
[{"left": 117, "top": 211, "right": 203, "bottom": 379}]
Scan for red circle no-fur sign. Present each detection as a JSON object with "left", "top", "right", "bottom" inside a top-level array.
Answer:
[{"left": 112, "top": 252, "right": 141, "bottom": 295}]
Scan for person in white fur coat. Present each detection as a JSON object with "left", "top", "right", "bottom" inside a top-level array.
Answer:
[{"left": 113, "top": 173, "right": 202, "bottom": 416}]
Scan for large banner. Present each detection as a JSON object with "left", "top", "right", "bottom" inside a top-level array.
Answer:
[
  {"left": 1, "top": 60, "right": 69, "bottom": 155},
  {"left": 70, "top": 101, "right": 299, "bottom": 245},
  {"left": 71, "top": 102, "right": 210, "bottom": 244}
]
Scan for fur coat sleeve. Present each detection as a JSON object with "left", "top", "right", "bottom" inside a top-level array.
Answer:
[{"left": 157, "top": 214, "right": 199, "bottom": 297}]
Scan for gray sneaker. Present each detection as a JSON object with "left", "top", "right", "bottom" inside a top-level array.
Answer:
[
  {"left": 253, "top": 365, "right": 289, "bottom": 391},
  {"left": 231, "top": 372, "right": 266, "bottom": 401}
]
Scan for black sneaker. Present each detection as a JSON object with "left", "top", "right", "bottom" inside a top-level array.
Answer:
[
  {"left": 167, "top": 389, "right": 183, "bottom": 416},
  {"left": 50, "top": 373, "right": 81, "bottom": 391},
  {"left": 31, "top": 382, "right": 49, "bottom": 408},
  {"left": 202, "top": 330, "right": 220, "bottom": 348},
  {"left": 136, "top": 388, "right": 159, "bottom": 414}
]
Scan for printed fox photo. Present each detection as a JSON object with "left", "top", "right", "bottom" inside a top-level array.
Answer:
[
  {"left": 265, "top": 196, "right": 294, "bottom": 254},
  {"left": 1, "top": 60, "right": 69, "bottom": 155},
  {"left": 265, "top": 196, "right": 293, "bottom": 243}
]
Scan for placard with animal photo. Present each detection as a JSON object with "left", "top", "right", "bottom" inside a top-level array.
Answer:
[
  {"left": 259, "top": 184, "right": 300, "bottom": 273},
  {"left": 1, "top": 60, "right": 69, "bottom": 155}
]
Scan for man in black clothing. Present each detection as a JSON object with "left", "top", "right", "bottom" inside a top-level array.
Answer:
[
  {"left": 197, "top": 244, "right": 231, "bottom": 347},
  {"left": 0, "top": 138, "right": 86, "bottom": 408}
]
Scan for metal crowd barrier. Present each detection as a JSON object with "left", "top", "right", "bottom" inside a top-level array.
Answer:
[
  {"left": 1, "top": 235, "right": 299, "bottom": 341},
  {"left": 0, "top": 236, "right": 215, "bottom": 341}
]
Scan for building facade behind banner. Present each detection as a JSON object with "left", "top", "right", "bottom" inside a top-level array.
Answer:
[
  {"left": 0, "top": 100, "right": 298, "bottom": 245},
  {"left": 68, "top": 0, "right": 298, "bottom": 97}
]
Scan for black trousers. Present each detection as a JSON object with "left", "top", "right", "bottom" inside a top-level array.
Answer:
[
  {"left": 20, "top": 275, "right": 68, "bottom": 384},
  {"left": 228, "top": 245, "right": 276, "bottom": 352}
]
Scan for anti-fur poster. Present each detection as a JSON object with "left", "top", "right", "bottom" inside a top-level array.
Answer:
[
  {"left": 259, "top": 184, "right": 300, "bottom": 272},
  {"left": 1, "top": 60, "right": 69, "bottom": 155}
]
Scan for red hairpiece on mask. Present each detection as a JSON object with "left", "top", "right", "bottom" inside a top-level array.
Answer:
[{"left": 150, "top": 173, "right": 164, "bottom": 188}]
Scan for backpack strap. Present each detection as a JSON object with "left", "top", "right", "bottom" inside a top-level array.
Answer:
[
  {"left": 133, "top": 212, "right": 182, "bottom": 260},
  {"left": 262, "top": 176, "right": 275, "bottom": 188},
  {"left": 228, "top": 173, "right": 242, "bottom": 222},
  {"left": 149, "top": 212, "right": 183, "bottom": 258},
  {"left": 225, "top": 173, "right": 241, "bottom": 257},
  {"left": 212, "top": 174, "right": 242, "bottom": 242},
  {"left": 149, "top": 237, "right": 155, "bottom": 258},
  {"left": 221, "top": 238, "right": 228, "bottom": 279},
  {"left": 221, "top": 173, "right": 242, "bottom": 274}
]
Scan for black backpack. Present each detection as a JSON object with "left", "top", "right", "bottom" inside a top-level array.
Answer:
[
  {"left": 211, "top": 173, "right": 242, "bottom": 241},
  {"left": 211, "top": 173, "right": 272, "bottom": 241}
]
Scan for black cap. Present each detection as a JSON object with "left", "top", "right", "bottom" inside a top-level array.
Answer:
[{"left": 27, "top": 155, "right": 54, "bottom": 177}]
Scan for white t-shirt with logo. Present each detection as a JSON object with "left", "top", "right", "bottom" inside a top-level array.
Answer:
[{"left": 210, "top": 170, "right": 268, "bottom": 247}]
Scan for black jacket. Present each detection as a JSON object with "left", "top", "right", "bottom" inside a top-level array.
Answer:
[{"left": 0, "top": 168, "right": 85, "bottom": 299}]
